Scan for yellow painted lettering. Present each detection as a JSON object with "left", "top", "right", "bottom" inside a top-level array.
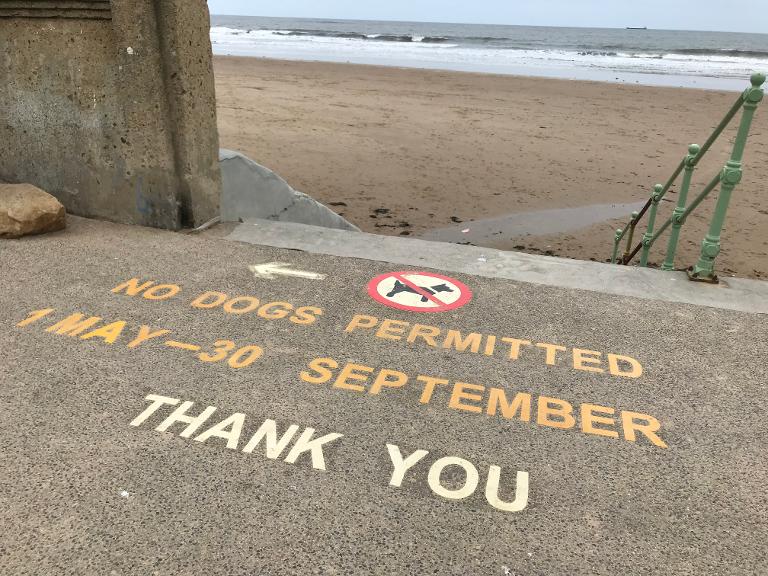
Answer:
[
  {"left": 573, "top": 348, "right": 604, "bottom": 373},
  {"left": 257, "top": 301, "right": 293, "bottom": 320},
  {"left": 501, "top": 338, "right": 532, "bottom": 360},
  {"left": 580, "top": 404, "right": 619, "bottom": 439},
  {"left": 416, "top": 375, "right": 450, "bottom": 404},
  {"left": 487, "top": 389, "right": 532, "bottom": 421},
  {"left": 80, "top": 320, "right": 127, "bottom": 344},
  {"left": 443, "top": 330, "right": 483, "bottom": 353},
  {"left": 46, "top": 313, "right": 102, "bottom": 336},
  {"left": 223, "top": 296, "right": 260, "bottom": 315},
  {"left": 142, "top": 284, "right": 180, "bottom": 301},
  {"left": 536, "top": 343, "right": 567, "bottom": 365},
  {"left": 483, "top": 335, "right": 497, "bottom": 356},
  {"left": 370, "top": 369, "right": 408, "bottom": 395},
  {"left": 608, "top": 354, "right": 643, "bottom": 378},
  {"left": 127, "top": 326, "right": 171, "bottom": 349},
  {"left": 112, "top": 278, "right": 155, "bottom": 296},
  {"left": 300, "top": 357, "right": 338, "bottom": 384},
  {"left": 17, "top": 308, "right": 54, "bottom": 327},
  {"left": 191, "top": 291, "right": 228, "bottom": 309},
  {"left": 334, "top": 363, "right": 373, "bottom": 392},
  {"left": 536, "top": 396, "right": 576, "bottom": 429},
  {"left": 198, "top": 340, "right": 236, "bottom": 363},
  {"left": 290, "top": 306, "right": 323, "bottom": 325},
  {"left": 621, "top": 411, "right": 667, "bottom": 448},
  {"left": 406, "top": 324, "right": 440, "bottom": 347},
  {"left": 448, "top": 382, "right": 485, "bottom": 414},
  {"left": 344, "top": 314, "right": 379, "bottom": 333},
  {"left": 227, "top": 345, "right": 263, "bottom": 369},
  {"left": 376, "top": 319, "right": 409, "bottom": 341}
]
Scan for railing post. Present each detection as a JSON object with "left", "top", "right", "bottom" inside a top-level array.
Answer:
[
  {"left": 640, "top": 184, "right": 663, "bottom": 267},
  {"left": 622, "top": 211, "right": 639, "bottom": 264},
  {"left": 661, "top": 144, "right": 700, "bottom": 271},
  {"left": 611, "top": 229, "right": 623, "bottom": 264},
  {"left": 689, "top": 72, "right": 765, "bottom": 283}
]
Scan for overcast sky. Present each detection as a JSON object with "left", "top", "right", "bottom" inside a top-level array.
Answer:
[{"left": 207, "top": 1, "right": 766, "bottom": 33}]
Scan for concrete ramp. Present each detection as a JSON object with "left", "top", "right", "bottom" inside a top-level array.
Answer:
[{"left": 1, "top": 216, "right": 766, "bottom": 575}]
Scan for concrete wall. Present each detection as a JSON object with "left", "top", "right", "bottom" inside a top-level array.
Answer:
[{"left": 0, "top": 0, "right": 221, "bottom": 229}]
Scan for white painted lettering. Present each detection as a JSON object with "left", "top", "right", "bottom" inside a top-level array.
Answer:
[
  {"left": 485, "top": 467, "right": 530, "bottom": 513},
  {"left": 284, "top": 428, "right": 343, "bottom": 471},
  {"left": 155, "top": 401, "right": 217, "bottom": 438},
  {"left": 386, "top": 443, "right": 429, "bottom": 487},
  {"left": 427, "top": 456, "right": 480, "bottom": 500},
  {"left": 242, "top": 419, "right": 300, "bottom": 459},
  {"left": 129, "top": 394, "right": 180, "bottom": 427},
  {"left": 194, "top": 413, "right": 246, "bottom": 449}
]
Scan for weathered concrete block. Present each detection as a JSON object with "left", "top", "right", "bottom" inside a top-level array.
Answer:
[
  {"left": 0, "top": 183, "right": 66, "bottom": 238},
  {"left": 0, "top": 1, "right": 221, "bottom": 230},
  {"left": 219, "top": 150, "right": 360, "bottom": 232}
]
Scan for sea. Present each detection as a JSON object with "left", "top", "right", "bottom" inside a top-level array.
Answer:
[{"left": 210, "top": 16, "right": 768, "bottom": 91}]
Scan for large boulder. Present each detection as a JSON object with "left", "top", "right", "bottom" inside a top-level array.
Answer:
[
  {"left": 0, "top": 184, "right": 66, "bottom": 239},
  {"left": 219, "top": 149, "right": 359, "bottom": 231}
]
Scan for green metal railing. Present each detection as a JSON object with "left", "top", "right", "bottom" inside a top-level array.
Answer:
[{"left": 611, "top": 72, "right": 765, "bottom": 283}]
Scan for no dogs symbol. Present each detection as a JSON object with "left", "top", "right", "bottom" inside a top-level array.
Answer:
[{"left": 367, "top": 271, "right": 472, "bottom": 313}]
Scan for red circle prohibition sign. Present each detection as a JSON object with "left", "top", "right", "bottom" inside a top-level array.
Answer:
[{"left": 367, "top": 271, "right": 473, "bottom": 313}]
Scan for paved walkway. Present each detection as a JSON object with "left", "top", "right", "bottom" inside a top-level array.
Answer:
[{"left": 1, "top": 216, "right": 766, "bottom": 575}]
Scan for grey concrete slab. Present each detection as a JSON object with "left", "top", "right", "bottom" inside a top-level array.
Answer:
[
  {"left": 1, "top": 216, "right": 767, "bottom": 576},
  {"left": 227, "top": 218, "right": 768, "bottom": 315},
  {"left": 219, "top": 149, "right": 359, "bottom": 231}
]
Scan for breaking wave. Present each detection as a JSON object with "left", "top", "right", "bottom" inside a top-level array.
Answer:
[
  {"left": 209, "top": 21, "right": 768, "bottom": 90},
  {"left": 213, "top": 25, "right": 768, "bottom": 60},
  {"left": 270, "top": 29, "right": 454, "bottom": 44}
]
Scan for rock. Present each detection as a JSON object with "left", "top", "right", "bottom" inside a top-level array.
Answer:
[
  {"left": 0, "top": 184, "right": 66, "bottom": 239},
  {"left": 218, "top": 149, "right": 359, "bottom": 232}
]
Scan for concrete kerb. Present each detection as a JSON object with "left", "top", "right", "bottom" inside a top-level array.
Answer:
[{"left": 225, "top": 218, "right": 768, "bottom": 315}]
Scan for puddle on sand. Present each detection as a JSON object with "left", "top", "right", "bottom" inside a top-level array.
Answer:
[{"left": 420, "top": 201, "right": 647, "bottom": 247}]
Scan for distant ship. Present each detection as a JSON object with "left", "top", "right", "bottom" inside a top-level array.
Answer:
[{"left": 626, "top": 26, "right": 648, "bottom": 30}]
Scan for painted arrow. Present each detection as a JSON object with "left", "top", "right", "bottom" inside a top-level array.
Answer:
[{"left": 249, "top": 262, "right": 327, "bottom": 281}]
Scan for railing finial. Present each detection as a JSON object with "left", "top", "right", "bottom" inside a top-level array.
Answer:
[{"left": 744, "top": 74, "right": 765, "bottom": 106}]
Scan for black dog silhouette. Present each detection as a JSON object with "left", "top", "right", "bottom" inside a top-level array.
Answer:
[{"left": 387, "top": 280, "right": 454, "bottom": 303}]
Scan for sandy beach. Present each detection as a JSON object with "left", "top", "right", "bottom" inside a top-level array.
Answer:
[{"left": 214, "top": 56, "right": 768, "bottom": 279}]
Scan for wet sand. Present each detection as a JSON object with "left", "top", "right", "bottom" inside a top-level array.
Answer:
[{"left": 214, "top": 56, "right": 768, "bottom": 279}]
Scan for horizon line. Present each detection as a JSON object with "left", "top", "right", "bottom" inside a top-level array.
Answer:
[{"left": 208, "top": 13, "right": 767, "bottom": 36}]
